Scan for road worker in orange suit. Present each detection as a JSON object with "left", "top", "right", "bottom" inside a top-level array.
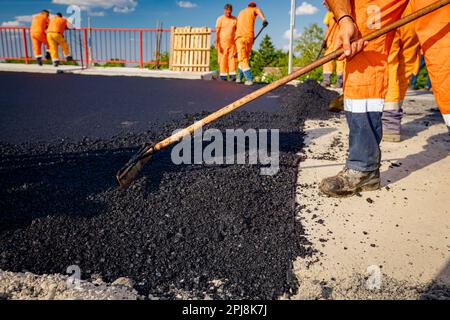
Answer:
[
  {"left": 382, "top": 2, "right": 421, "bottom": 142},
  {"left": 320, "top": 0, "right": 450, "bottom": 198},
  {"left": 235, "top": 2, "right": 268, "bottom": 85},
  {"left": 322, "top": 9, "right": 345, "bottom": 88},
  {"left": 216, "top": 4, "right": 238, "bottom": 81},
  {"left": 30, "top": 10, "right": 51, "bottom": 66},
  {"left": 47, "top": 13, "right": 73, "bottom": 67}
]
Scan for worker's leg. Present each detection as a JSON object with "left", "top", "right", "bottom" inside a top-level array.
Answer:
[
  {"left": 237, "top": 37, "right": 253, "bottom": 84},
  {"left": 217, "top": 49, "right": 224, "bottom": 80},
  {"left": 322, "top": 47, "right": 334, "bottom": 87},
  {"left": 383, "top": 32, "right": 403, "bottom": 141},
  {"left": 55, "top": 34, "right": 71, "bottom": 59},
  {"left": 47, "top": 33, "right": 60, "bottom": 65},
  {"left": 336, "top": 59, "right": 345, "bottom": 88},
  {"left": 412, "top": 0, "right": 450, "bottom": 131},
  {"left": 244, "top": 39, "right": 254, "bottom": 84},
  {"left": 236, "top": 38, "right": 246, "bottom": 83},
  {"left": 219, "top": 45, "right": 229, "bottom": 81},
  {"left": 320, "top": 0, "right": 408, "bottom": 197},
  {"left": 31, "top": 34, "right": 42, "bottom": 58},
  {"left": 40, "top": 33, "right": 50, "bottom": 60},
  {"left": 31, "top": 33, "right": 43, "bottom": 65},
  {"left": 383, "top": 3, "right": 420, "bottom": 142},
  {"left": 42, "top": 34, "right": 52, "bottom": 60},
  {"left": 228, "top": 45, "right": 237, "bottom": 81}
]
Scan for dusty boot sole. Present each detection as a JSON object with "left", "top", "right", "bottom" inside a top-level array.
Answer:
[{"left": 319, "top": 179, "right": 381, "bottom": 198}]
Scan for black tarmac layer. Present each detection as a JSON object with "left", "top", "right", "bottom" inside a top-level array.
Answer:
[
  {"left": 0, "top": 72, "right": 280, "bottom": 144},
  {"left": 0, "top": 76, "right": 338, "bottom": 299}
]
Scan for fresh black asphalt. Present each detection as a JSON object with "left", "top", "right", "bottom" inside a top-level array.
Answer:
[{"left": 0, "top": 72, "right": 338, "bottom": 299}]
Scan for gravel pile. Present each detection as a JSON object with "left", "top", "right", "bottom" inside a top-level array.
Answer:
[{"left": 0, "top": 270, "right": 141, "bottom": 300}]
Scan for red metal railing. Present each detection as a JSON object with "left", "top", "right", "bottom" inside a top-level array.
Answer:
[{"left": 0, "top": 27, "right": 171, "bottom": 68}]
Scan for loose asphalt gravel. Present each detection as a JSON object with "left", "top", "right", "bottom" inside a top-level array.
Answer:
[{"left": 0, "top": 72, "right": 338, "bottom": 299}]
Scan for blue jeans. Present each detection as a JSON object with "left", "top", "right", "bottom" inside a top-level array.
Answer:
[{"left": 345, "top": 111, "right": 382, "bottom": 172}]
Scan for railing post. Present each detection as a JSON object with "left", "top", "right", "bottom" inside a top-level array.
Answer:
[
  {"left": 83, "top": 28, "right": 89, "bottom": 67},
  {"left": 21, "top": 28, "right": 29, "bottom": 64},
  {"left": 139, "top": 30, "right": 143, "bottom": 68}
]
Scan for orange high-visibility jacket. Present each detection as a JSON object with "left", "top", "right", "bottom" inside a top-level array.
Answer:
[
  {"left": 47, "top": 16, "right": 68, "bottom": 34},
  {"left": 30, "top": 13, "right": 49, "bottom": 35},
  {"left": 235, "top": 7, "right": 265, "bottom": 40},
  {"left": 216, "top": 15, "right": 237, "bottom": 45}
]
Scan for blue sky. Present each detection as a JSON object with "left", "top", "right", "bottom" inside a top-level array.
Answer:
[{"left": 0, "top": 0, "right": 328, "bottom": 49}]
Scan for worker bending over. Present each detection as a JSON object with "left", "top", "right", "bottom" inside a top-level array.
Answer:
[
  {"left": 383, "top": 2, "right": 421, "bottom": 142},
  {"left": 216, "top": 4, "right": 238, "bottom": 81},
  {"left": 320, "top": 0, "right": 450, "bottom": 198},
  {"left": 47, "top": 13, "right": 73, "bottom": 67},
  {"left": 30, "top": 10, "right": 51, "bottom": 66},
  {"left": 322, "top": 8, "right": 344, "bottom": 88},
  {"left": 235, "top": 2, "right": 268, "bottom": 85}
]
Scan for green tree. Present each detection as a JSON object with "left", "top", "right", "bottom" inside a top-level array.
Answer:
[
  {"left": 251, "top": 35, "right": 285, "bottom": 78},
  {"left": 294, "top": 23, "right": 324, "bottom": 81},
  {"left": 210, "top": 46, "right": 219, "bottom": 72}
]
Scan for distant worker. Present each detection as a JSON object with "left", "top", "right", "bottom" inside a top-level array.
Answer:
[
  {"left": 30, "top": 10, "right": 51, "bottom": 66},
  {"left": 215, "top": 4, "right": 238, "bottom": 81},
  {"left": 382, "top": 2, "right": 421, "bottom": 142},
  {"left": 47, "top": 13, "right": 73, "bottom": 67},
  {"left": 321, "top": 9, "right": 344, "bottom": 88},
  {"left": 235, "top": 2, "right": 268, "bottom": 85}
]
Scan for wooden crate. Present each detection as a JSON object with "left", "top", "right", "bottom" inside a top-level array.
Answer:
[{"left": 169, "top": 26, "right": 211, "bottom": 72}]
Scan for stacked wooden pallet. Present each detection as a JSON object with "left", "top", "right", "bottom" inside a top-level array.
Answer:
[{"left": 169, "top": 26, "right": 211, "bottom": 72}]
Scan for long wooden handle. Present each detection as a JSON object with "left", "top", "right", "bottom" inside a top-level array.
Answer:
[
  {"left": 254, "top": 25, "right": 267, "bottom": 41},
  {"left": 151, "top": 0, "right": 449, "bottom": 155}
]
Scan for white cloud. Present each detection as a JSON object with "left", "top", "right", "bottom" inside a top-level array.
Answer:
[
  {"left": 52, "top": 0, "right": 138, "bottom": 14},
  {"left": 176, "top": 1, "right": 198, "bottom": 8},
  {"left": 88, "top": 11, "right": 106, "bottom": 16},
  {"left": 1, "top": 15, "right": 33, "bottom": 27},
  {"left": 283, "top": 29, "right": 301, "bottom": 40},
  {"left": 295, "top": 2, "right": 318, "bottom": 16},
  {"left": 1, "top": 21, "right": 20, "bottom": 27}
]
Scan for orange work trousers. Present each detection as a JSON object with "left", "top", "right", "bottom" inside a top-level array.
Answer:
[
  {"left": 384, "top": 2, "right": 421, "bottom": 111},
  {"left": 236, "top": 37, "right": 253, "bottom": 72},
  {"left": 344, "top": 0, "right": 450, "bottom": 125},
  {"left": 218, "top": 42, "right": 237, "bottom": 77},
  {"left": 31, "top": 32, "right": 49, "bottom": 58}
]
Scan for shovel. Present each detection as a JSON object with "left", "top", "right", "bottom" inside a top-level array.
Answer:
[
  {"left": 254, "top": 24, "right": 268, "bottom": 42},
  {"left": 117, "top": 0, "right": 450, "bottom": 189}
]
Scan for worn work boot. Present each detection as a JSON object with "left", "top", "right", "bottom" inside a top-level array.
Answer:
[
  {"left": 319, "top": 168, "right": 381, "bottom": 198},
  {"left": 45, "top": 51, "right": 51, "bottom": 60},
  {"left": 36, "top": 57, "right": 43, "bottom": 66},
  {"left": 53, "top": 60, "right": 59, "bottom": 67},
  {"left": 229, "top": 75, "right": 236, "bottom": 82},
  {"left": 383, "top": 130, "right": 401, "bottom": 142},
  {"left": 220, "top": 75, "right": 228, "bottom": 81}
]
